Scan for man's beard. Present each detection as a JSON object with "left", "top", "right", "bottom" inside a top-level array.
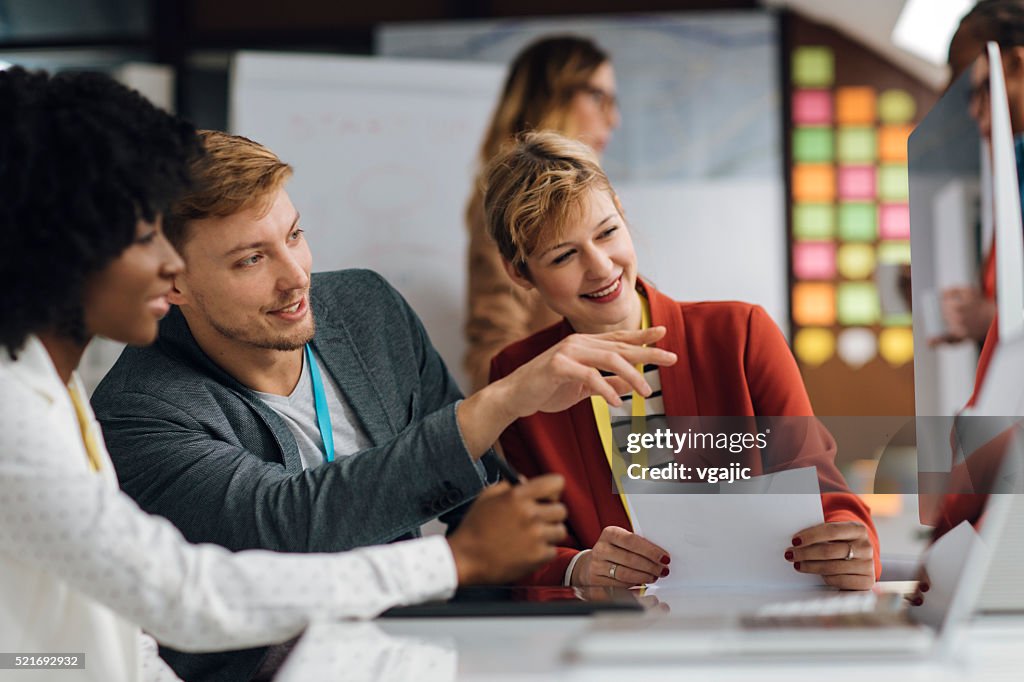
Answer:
[
  {"left": 208, "top": 314, "right": 315, "bottom": 351},
  {"left": 193, "top": 291, "right": 315, "bottom": 351}
]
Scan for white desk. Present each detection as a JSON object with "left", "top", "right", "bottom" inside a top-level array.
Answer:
[{"left": 275, "top": 610, "right": 1024, "bottom": 681}]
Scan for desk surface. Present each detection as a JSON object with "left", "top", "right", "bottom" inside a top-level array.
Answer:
[{"left": 275, "top": 599, "right": 1024, "bottom": 681}]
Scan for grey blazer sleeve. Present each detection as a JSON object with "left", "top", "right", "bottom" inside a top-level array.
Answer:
[{"left": 99, "top": 391, "right": 485, "bottom": 553}]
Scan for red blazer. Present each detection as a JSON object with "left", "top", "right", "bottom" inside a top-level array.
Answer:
[
  {"left": 934, "top": 314, "right": 1005, "bottom": 539},
  {"left": 490, "top": 281, "right": 881, "bottom": 585},
  {"left": 966, "top": 314, "right": 999, "bottom": 409}
]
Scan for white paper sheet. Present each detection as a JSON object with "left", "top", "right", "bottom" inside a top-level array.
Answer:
[
  {"left": 625, "top": 466, "right": 825, "bottom": 589},
  {"left": 912, "top": 520, "right": 981, "bottom": 630}
]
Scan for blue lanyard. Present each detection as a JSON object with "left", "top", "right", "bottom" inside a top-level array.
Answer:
[{"left": 305, "top": 344, "right": 335, "bottom": 463}]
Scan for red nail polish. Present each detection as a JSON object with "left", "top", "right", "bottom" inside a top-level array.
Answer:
[
  {"left": 784, "top": 550, "right": 794, "bottom": 561},
  {"left": 660, "top": 555, "right": 670, "bottom": 565},
  {"left": 794, "top": 562, "right": 801, "bottom": 570},
  {"left": 920, "top": 583, "right": 930, "bottom": 593},
  {"left": 792, "top": 537, "right": 802, "bottom": 546},
  {"left": 911, "top": 596, "right": 923, "bottom": 606},
  {"left": 661, "top": 567, "right": 670, "bottom": 577}
]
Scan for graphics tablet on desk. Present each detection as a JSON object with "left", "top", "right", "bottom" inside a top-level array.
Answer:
[{"left": 379, "top": 586, "right": 644, "bottom": 618}]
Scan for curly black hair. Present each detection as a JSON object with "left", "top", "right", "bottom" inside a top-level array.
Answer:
[
  {"left": 956, "top": 1, "right": 1024, "bottom": 53},
  {"left": 0, "top": 66, "right": 201, "bottom": 357}
]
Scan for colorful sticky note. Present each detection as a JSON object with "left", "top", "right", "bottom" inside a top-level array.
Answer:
[
  {"left": 794, "top": 242, "right": 837, "bottom": 279},
  {"left": 838, "top": 166, "right": 876, "bottom": 200},
  {"left": 878, "top": 125, "right": 912, "bottom": 162},
  {"left": 878, "top": 241, "right": 912, "bottom": 264},
  {"left": 837, "top": 282, "right": 881, "bottom": 325},
  {"left": 878, "top": 164, "right": 909, "bottom": 201},
  {"left": 837, "top": 328, "right": 878, "bottom": 368},
  {"left": 794, "top": 328, "right": 835, "bottom": 366},
  {"left": 879, "top": 327, "right": 914, "bottom": 366},
  {"left": 836, "top": 87, "right": 876, "bottom": 125},
  {"left": 879, "top": 203, "right": 910, "bottom": 239},
  {"left": 793, "top": 127, "right": 834, "bottom": 163},
  {"left": 838, "top": 202, "right": 877, "bottom": 241},
  {"left": 837, "top": 127, "right": 877, "bottom": 164},
  {"left": 793, "top": 47, "right": 835, "bottom": 88},
  {"left": 793, "top": 164, "right": 835, "bottom": 202},
  {"left": 882, "top": 313, "right": 914, "bottom": 327},
  {"left": 793, "top": 203, "right": 836, "bottom": 239},
  {"left": 793, "top": 90, "right": 832, "bottom": 125},
  {"left": 837, "top": 243, "right": 876, "bottom": 279},
  {"left": 878, "top": 89, "right": 916, "bottom": 124},
  {"left": 793, "top": 282, "right": 836, "bottom": 326}
]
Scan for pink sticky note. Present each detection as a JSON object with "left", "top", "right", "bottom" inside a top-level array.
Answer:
[
  {"left": 793, "top": 90, "right": 832, "bottom": 125},
  {"left": 838, "top": 166, "right": 876, "bottom": 200},
  {"left": 793, "top": 242, "right": 837, "bottom": 280},
  {"left": 879, "top": 203, "right": 910, "bottom": 239}
]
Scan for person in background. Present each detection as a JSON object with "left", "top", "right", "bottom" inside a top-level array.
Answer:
[
  {"left": 484, "top": 131, "right": 881, "bottom": 590},
  {"left": 0, "top": 66, "right": 570, "bottom": 682},
  {"left": 465, "top": 35, "right": 621, "bottom": 390},
  {"left": 934, "top": 0, "right": 1024, "bottom": 347}
]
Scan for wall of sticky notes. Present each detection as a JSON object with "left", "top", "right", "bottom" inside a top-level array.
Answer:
[{"left": 785, "top": 14, "right": 936, "bottom": 416}]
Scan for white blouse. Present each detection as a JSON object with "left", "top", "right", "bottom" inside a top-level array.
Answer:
[{"left": 0, "top": 336, "right": 457, "bottom": 682}]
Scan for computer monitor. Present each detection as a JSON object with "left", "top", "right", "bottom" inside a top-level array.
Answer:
[{"left": 908, "top": 61, "right": 985, "bottom": 417}]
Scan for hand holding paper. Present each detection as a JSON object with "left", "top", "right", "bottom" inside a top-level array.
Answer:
[{"left": 625, "top": 467, "right": 824, "bottom": 589}]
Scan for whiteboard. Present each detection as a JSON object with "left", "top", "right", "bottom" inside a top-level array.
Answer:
[{"left": 231, "top": 52, "right": 504, "bottom": 392}]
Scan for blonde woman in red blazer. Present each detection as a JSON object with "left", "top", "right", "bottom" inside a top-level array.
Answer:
[{"left": 483, "top": 131, "right": 881, "bottom": 590}]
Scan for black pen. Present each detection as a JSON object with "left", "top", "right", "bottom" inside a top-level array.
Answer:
[{"left": 493, "top": 455, "right": 523, "bottom": 485}]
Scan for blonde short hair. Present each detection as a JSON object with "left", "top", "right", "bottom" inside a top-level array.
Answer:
[
  {"left": 164, "top": 130, "right": 292, "bottom": 249},
  {"left": 483, "top": 130, "right": 615, "bottom": 270}
]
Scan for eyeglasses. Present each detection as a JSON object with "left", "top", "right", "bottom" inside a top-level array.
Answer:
[{"left": 577, "top": 85, "right": 619, "bottom": 115}]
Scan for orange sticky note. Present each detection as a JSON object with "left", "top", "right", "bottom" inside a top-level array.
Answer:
[
  {"left": 878, "top": 125, "right": 912, "bottom": 162},
  {"left": 793, "top": 282, "right": 836, "bottom": 326},
  {"left": 793, "top": 164, "right": 835, "bottom": 202},
  {"left": 836, "top": 87, "right": 876, "bottom": 125}
]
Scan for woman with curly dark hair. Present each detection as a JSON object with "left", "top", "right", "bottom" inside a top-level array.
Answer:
[{"left": 0, "top": 67, "right": 567, "bottom": 681}]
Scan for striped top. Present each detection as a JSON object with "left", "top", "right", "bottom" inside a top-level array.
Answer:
[{"left": 604, "top": 364, "right": 675, "bottom": 468}]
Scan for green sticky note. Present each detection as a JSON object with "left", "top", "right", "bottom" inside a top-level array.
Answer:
[
  {"left": 793, "top": 203, "right": 836, "bottom": 239},
  {"left": 838, "top": 202, "right": 877, "bottom": 242},
  {"left": 882, "top": 313, "right": 914, "bottom": 327},
  {"left": 878, "top": 89, "right": 916, "bottom": 124},
  {"left": 837, "top": 127, "right": 877, "bottom": 164},
  {"left": 793, "top": 46, "right": 834, "bottom": 88},
  {"left": 837, "top": 282, "right": 880, "bottom": 325},
  {"left": 878, "top": 240, "right": 912, "bottom": 264},
  {"left": 878, "top": 164, "right": 909, "bottom": 201},
  {"left": 793, "top": 127, "right": 834, "bottom": 163}
]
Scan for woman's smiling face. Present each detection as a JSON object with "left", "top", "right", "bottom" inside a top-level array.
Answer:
[
  {"left": 510, "top": 187, "right": 641, "bottom": 335},
  {"left": 81, "top": 217, "right": 184, "bottom": 346}
]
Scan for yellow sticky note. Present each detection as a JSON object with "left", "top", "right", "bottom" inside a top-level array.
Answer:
[
  {"left": 879, "top": 327, "right": 914, "bottom": 366},
  {"left": 794, "top": 328, "right": 835, "bottom": 366}
]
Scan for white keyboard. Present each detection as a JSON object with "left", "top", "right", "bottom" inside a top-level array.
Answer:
[{"left": 755, "top": 591, "right": 878, "bottom": 617}]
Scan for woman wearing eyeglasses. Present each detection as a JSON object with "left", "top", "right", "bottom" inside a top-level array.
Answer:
[{"left": 464, "top": 35, "right": 621, "bottom": 391}]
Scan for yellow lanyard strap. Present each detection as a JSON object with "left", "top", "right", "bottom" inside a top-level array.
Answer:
[
  {"left": 68, "top": 383, "right": 103, "bottom": 472},
  {"left": 590, "top": 295, "right": 651, "bottom": 527}
]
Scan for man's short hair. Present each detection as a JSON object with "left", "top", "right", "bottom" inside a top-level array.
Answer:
[
  {"left": 483, "top": 130, "right": 615, "bottom": 271},
  {"left": 164, "top": 130, "right": 293, "bottom": 250}
]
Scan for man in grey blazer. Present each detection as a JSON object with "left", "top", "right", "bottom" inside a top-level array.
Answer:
[{"left": 92, "top": 131, "right": 674, "bottom": 681}]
